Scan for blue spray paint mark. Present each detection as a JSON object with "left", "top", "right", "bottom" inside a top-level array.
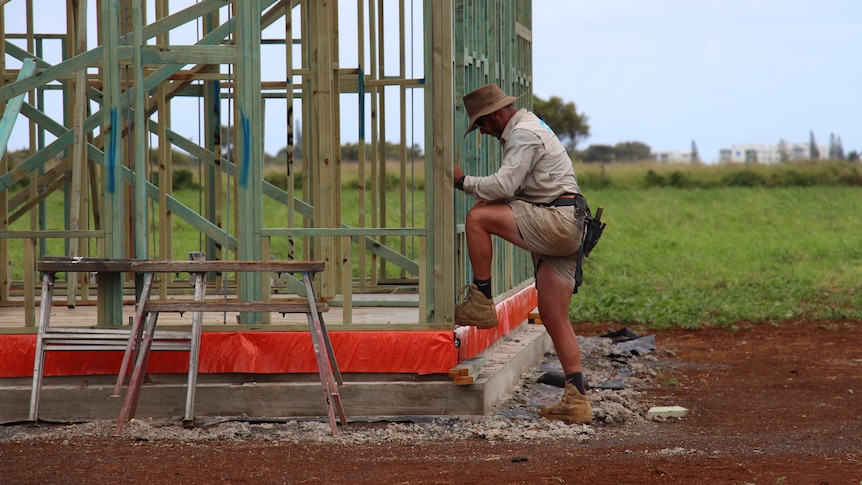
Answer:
[
  {"left": 240, "top": 112, "right": 250, "bottom": 187},
  {"left": 107, "top": 108, "right": 118, "bottom": 193}
]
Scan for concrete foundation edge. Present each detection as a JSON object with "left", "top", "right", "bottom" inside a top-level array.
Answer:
[{"left": 0, "top": 323, "right": 553, "bottom": 424}]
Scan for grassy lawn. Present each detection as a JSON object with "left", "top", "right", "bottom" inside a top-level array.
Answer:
[
  {"left": 574, "top": 186, "right": 862, "bottom": 328},
  {"left": 5, "top": 161, "right": 862, "bottom": 329}
]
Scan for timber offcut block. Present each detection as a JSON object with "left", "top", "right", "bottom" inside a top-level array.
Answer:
[
  {"left": 448, "top": 356, "right": 485, "bottom": 378},
  {"left": 647, "top": 406, "right": 689, "bottom": 419},
  {"left": 448, "top": 356, "right": 485, "bottom": 385},
  {"left": 453, "top": 375, "right": 475, "bottom": 386},
  {"left": 528, "top": 311, "right": 542, "bottom": 325}
]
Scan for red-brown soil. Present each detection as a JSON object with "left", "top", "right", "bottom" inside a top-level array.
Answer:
[{"left": 2, "top": 320, "right": 860, "bottom": 484}]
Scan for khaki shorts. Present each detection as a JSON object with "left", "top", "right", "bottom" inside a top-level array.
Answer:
[{"left": 510, "top": 199, "right": 585, "bottom": 285}]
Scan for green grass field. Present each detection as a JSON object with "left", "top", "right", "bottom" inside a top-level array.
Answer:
[
  {"left": 575, "top": 186, "right": 862, "bottom": 328},
  {"left": 5, "top": 162, "right": 862, "bottom": 329}
]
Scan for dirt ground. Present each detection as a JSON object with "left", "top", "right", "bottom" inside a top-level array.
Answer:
[{"left": 2, "top": 319, "right": 860, "bottom": 484}]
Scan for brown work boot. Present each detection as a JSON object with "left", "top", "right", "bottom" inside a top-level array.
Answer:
[
  {"left": 454, "top": 284, "right": 498, "bottom": 329},
  {"left": 537, "top": 382, "right": 592, "bottom": 425}
]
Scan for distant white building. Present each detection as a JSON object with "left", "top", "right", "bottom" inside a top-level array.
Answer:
[
  {"left": 651, "top": 150, "right": 695, "bottom": 164},
  {"left": 719, "top": 143, "right": 829, "bottom": 164}
]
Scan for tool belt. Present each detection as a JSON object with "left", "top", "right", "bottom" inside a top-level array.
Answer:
[
  {"left": 532, "top": 193, "right": 605, "bottom": 293},
  {"left": 537, "top": 194, "right": 583, "bottom": 208}
]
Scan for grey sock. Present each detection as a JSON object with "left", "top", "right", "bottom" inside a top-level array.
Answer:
[{"left": 565, "top": 372, "right": 586, "bottom": 395}]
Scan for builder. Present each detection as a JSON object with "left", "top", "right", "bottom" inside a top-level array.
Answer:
[{"left": 453, "top": 84, "right": 592, "bottom": 425}]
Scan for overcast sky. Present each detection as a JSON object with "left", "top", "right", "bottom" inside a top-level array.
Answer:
[
  {"left": 3, "top": 1, "right": 860, "bottom": 164},
  {"left": 533, "top": 0, "right": 862, "bottom": 161}
]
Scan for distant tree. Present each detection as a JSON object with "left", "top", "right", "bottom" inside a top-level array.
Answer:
[
  {"left": 809, "top": 130, "right": 820, "bottom": 160},
  {"left": 274, "top": 124, "right": 303, "bottom": 162},
  {"left": 691, "top": 140, "right": 700, "bottom": 163},
  {"left": 848, "top": 150, "right": 860, "bottom": 162},
  {"left": 612, "top": 141, "right": 651, "bottom": 161},
  {"left": 829, "top": 133, "right": 844, "bottom": 160},
  {"left": 829, "top": 133, "right": 840, "bottom": 160},
  {"left": 532, "top": 95, "right": 590, "bottom": 152},
  {"left": 293, "top": 123, "right": 303, "bottom": 160},
  {"left": 579, "top": 144, "right": 614, "bottom": 163}
]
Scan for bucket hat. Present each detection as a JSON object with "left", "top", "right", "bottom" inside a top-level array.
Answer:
[{"left": 463, "top": 84, "right": 522, "bottom": 136}]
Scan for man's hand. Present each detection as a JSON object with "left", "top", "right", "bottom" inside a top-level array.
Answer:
[{"left": 453, "top": 164, "right": 464, "bottom": 185}]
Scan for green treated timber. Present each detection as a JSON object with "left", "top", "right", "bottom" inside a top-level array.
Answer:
[
  {"left": 266, "top": 228, "right": 423, "bottom": 277},
  {"left": 5, "top": 167, "right": 70, "bottom": 225},
  {"left": 4, "top": 42, "right": 107, "bottom": 113},
  {"left": 0, "top": 0, "right": 231, "bottom": 104},
  {"left": 20, "top": 103, "right": 230, "bottom": 248},
  {"left": 1, "top": 2, "right": 281, "bottom": 231},
  {"left": 144, "top": 300, "right": 329, "bottom": 314},
  {"left": 6, "top": 0, "right": 426, "bottom": 292},
  {"left": 234, "top": 0, "right": 266, "bottom": 321},
  {"left": 139, "top": 45, "right": 239, "bottom": 65},
  {"left": 0, "top": 58, "right": 36, "bottom": 159},
  {"left": 15, "top": 102, "right": 238, "bottom": 252},
  {"left": 266, "top": 225, "right": 422, "bottom": 277},
  {"left": 0, "top": 230, "right": 104, "bottom": 239},
  {"left": 354, "top": 235, "right": 421, "bottom": 276},
  {"left": 448, "top": 356, "right": 486, "bottom": 378},
  {"left": 3, "top": 71, "right": 248, "bottom": 250},
  {"left": 263, "top": 228, "right": 426, "bottom": 237},
  {"left": 133, "top": 1, "right": 148, "bottom": 267},
  {"left": 0, "top": 103, "right": 99, "bottom": 191},
  {"left": 0, "top": 0, "right": 274, "bottom": 146},
  {"left": 101, "top": 0, "right": 125, "bottom": 326},
  {"left": 131, "top": 260, "right": 324, "bottom": 274},
  {"left": 327, "top": 299, "right": 419, "bottom": 308}
]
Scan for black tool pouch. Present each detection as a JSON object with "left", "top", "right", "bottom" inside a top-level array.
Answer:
[
  {"left": 574, "top": 205, "right": 606, "bottom": 293},
  {"left": 583, "top": 207, "right": 606, "bottom": 257}
]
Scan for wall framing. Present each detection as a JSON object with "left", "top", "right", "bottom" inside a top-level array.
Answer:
[{"left": 0, "top": 0, "right": 533, "bottom": 328}]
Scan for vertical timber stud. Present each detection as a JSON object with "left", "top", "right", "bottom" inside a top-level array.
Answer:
[
  {"left": 132, "top": 0, "right": 148, "bottom": 279},
  {"left": 23, "top": 0, "right": 35, "bottom": 328},
  {"left": 155, "top": 0, "right": 173, "bottom": 300},
  {"left": 426, "top": 0, "right": 456, "bottom": 323},
  {"left": 100, "top": 0, "right": 125, "bottom": 326},
  {"left": 67, "top": 0, "right": 88, "bottom": 306},
  {"left": 203, "top": 7, "right": 222, "bottom": 272},
  {"left": 0, "top": 3, "right": 6, "bottom": 302},
  {"left": 236, "top": 0, "right": 265, "bottom": 323},
  {"left": 308, "top": 0, "right": 337, "bottom": 299}
]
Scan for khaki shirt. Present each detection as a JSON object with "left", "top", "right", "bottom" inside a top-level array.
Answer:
[{"left": 462, "top": 109, "right": 580, "bottom": 204}]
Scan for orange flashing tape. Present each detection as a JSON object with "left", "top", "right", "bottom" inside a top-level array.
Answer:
[
  {"left": 455, "top": 284, "right": 538, "bottom": 362},
  {"left": 0, "top": 330, "right": 458, "bottom": 378}
]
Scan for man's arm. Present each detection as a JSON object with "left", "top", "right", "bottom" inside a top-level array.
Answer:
[{"left": 463, "top": 129, "right": 542, "bottom": 200}]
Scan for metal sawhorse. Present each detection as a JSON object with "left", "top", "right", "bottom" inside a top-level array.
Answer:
[{"left": 30, "top": 257, "right": 346, "bottom": 436}]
